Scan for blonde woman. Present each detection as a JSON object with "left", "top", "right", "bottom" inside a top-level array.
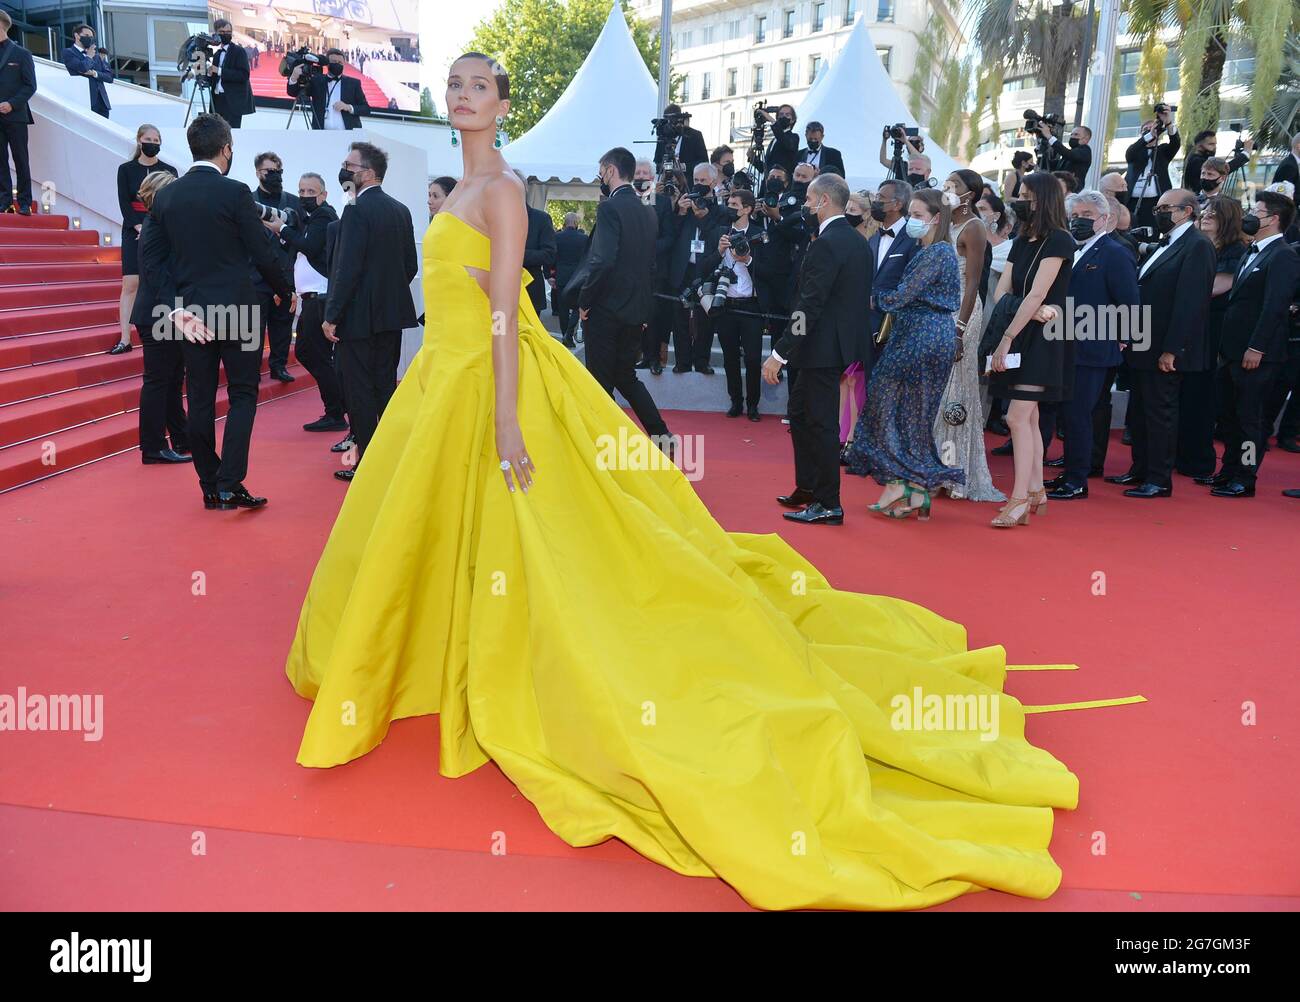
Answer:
[{"left": 111, "top": 124, "right": 177, "bottom": 355}]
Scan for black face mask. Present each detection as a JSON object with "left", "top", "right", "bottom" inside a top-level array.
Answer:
[
  {"left": 721, "top": 162, "right": 734, "bottom": 178},
  {"left": 907, "top": 173, "right": 926, "bottom": 187},
  {"left": 598, "top": 171, "right": 611, "bottom": 198},
  {"left": 218, "top": 32, "right": 233, "bottom": 45},
  {"left": 791, "top": 181, "right": 809, "bottom": 197},
  {"left": 766, "top": 177, "right": 784, "bottom": 194},
  {"left": 299, "top": 197, "right": 317, "bottom": 215},
  {"left": 718, "top": 205, "right": 739, "bottom": 224},
  {"left": 261, "top": 169, "right": 283, "bottom": 194},
  {"left": 800, "top": 205, "right": 817, "bottom": 225},
  {"left": 1069, "top": 216, "right": 1096, "bottom": 241},
  {"left": 1241, "top": 213, "right": 1261, "bottom": 236},
  {"left": 140, "top": 142, "right": 161, "bottom": 159},
  {"left": 1113, "top": 191, "right": 1130, "bottom": 207},
  {"left": 79, "top": 34, "right": 95, "bottom": 47},
  {"left": 1200, "top": 177, "right": 1221, "bottom": 192},
  {"left": 1010, "top": 199, "right": 1032, "bottom": 224},
  {"left": 869, "top": 201, "right": 888, "bottom": 223},
  {"left": 807, "top": 139, "right": 821, "bottom": 152},
  {"left": 1068, "top": 137, "right": 1081, "bottom": 148},
  {"left": 328, "top": 63, "right": 344, "bottom": 78},
  {"left": 846, "top": 212, "right": 864, "bottom": 227},
  {"left": 1153, "top": 208, "right": 1177, "bottom": 234},
  {"left": 338, "top": 166, "right": 357, "bottom": 189},
  {"left": 220, "top": 147, "right": 232, "bottom": 177}
]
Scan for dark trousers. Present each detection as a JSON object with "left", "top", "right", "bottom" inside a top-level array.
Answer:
[
  {"left": 1091, "top": 367, "right": 1119, "bottom": 473},
  {"left": 672, "top": 302, "right": 714, "bottom": 370},
  {"left": 551, "top": 283, "right": 578, "bottom": 339},
  {"left": 1219, "top": 361, "right": 1281, "bottom": 487},
  {"left": 643, "top": 294, "right": 673, "bottom": 362},
  {"left": 788, "top": 365, "right": 841, "bottom": 509},
  {"left": 294, "top": 295, "right": 344, "bottom": 419},
  {"left": 138, "top": 337, "right": 189, "bottom": 455},
  {"left": 1127, "top": 367, "right": 1183, "bottom": 488},
  {"left": 336, "top": 330, "right": 401, "bottom": 462},
  {"left": 715, "top": 298, "right": 763, "bottom": 409},
  {"left": 582, "top": 310, "right": 670, "bottom": 439},
  {"left": 181, "top": 328, "right": 263, "bottom": 494},
  {"left": 1264, "top": 350, "right": 1300, "bottom": 441},
  {"left": 0, "top": 118, "right": 32, "bottom": 207},
  {"left": 260, "top": 289, "right": 293, "bottom": 371},
  {"left": 212, "top": 94, "right": 244, "bottom": 128},
  {"left": 1176, "top": 365, "right": 1220, "bottom": 477},
  {"left": 1061, "top": 366, "right": 1111, "bottom": 487}
]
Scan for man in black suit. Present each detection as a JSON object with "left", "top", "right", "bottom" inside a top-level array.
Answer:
[
  {"left": 798, "top": 121, "right": 844, "bottom": 178},
  {"left": 250, "top": 152, "right": 301, "bottom": 382},
  {"left": 762, "top": 104, "right": 800, "bottom": 179},
  {"left": 209, "top": 19, "right": 253, "bottom": 128},
  {"left": 1206, "top": 191, "right": 1300, "bottom": 497},
  {"left": 579, "top": 147, "right": 671, "bottom": 442},
  {"left": 634, "top": 157, "right": 676, "bottom": 372},
  {"left": 1044, "top": 123, "right": 1092, "bottom": 192},
  {"left": 1185, "top": 129, "right": 1250, "bottom": 195},
  {"left": 652, "top": 104, "right": 707, "bottom": 178},
  {"left": 516, "top": 174, "right": 556, "bottom": 317},
  {"left": 1124, "top": 107, "right": 1179, "bottom": 229},
  {"left": 286, "top": 48, "right": 369, "bottom": 130},
  {"left": 0, "top": 13, "right": 36, "bottom": 216},
  {"left": 551, "top": 211, "right": 586, "bottom": 347},
  {"left": 1272, "top": 133, "right": 1300, "bottom": 188},
  {"left": 665, "top": 162, "right": 725, "bottom": 373},
  {"left": 322, "top": 142, "right": 418, "bottom": 480},
  {"left": 762, "top": 174, "right": 870, "bottom": 525},
  {"left": 142, "top": 113, "right": 294, "bottom": 510},
  {"left": 61, "top": 23, "right": 113, "bottom": 118},
  {"left": 1106, "top": 188, "right": 1215, "bottom": 498}
]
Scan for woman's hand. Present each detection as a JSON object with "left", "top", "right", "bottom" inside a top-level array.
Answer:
[
  {"left": 953, "top": 336, "right": 964, "bottom": 362},
  {"left": 1033, "top": 303, "right": 1059, "bottom": 324},
  {"left": 496, "top": 418, "right": 535, "bottom": 493},
  {"left": 991, "top": 335, "right": 1013, "bottom": 373}
]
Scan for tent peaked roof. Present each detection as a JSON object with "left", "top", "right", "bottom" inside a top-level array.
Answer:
[
  {"left": 799, "top": 15, "right": 962, "bottom": 189},
  {"left": 504, "top": 2, "right": 658, "bottom": 184}
]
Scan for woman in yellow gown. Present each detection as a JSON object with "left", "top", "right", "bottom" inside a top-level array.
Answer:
[{"left": 286, "top": 54, "right": 1082, "bottom": 910}]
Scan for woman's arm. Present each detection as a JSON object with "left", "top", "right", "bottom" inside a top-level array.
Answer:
[
  {"left": 992, "top": 252, "right": 1064, "bottom": 371},
  {"left": 483, "top": 172, "right": 534, "bottom": 492},
  {"left": 956, "top": 219, "right": 986, "bottom": 327},
  {"left": 876, "top": 246, "right": 938, "bottom": 313},
  {"left": 1212, "top": 271, "right": 1234, "bottom": 297}
]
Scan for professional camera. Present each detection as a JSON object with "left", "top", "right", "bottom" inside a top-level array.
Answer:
[
  {"left": 280, "top": 46, "right": 323, "bottom": 78},
  {"left": 1150, "top": 103, "right": 1178, "bottom": 134},
  {"left": 729, "top": 232, "right": 751, "bottom": 258},
  {"left": 177, "top": 33, "right": 218, "bottom": 82},
  {"left": 699, "top": 266, "right": 737, "bottom": 314},
  {"left": 883, "top": 123, "right": 920, "bottom": 143},
  {"left": 258, "top": 203, "right": 299, "bottom": 229},
  {"left": 753, "top": 104, "right": 781, "bottom": 127},
  {"left": 685, "top": 184, "right": 713, "bottom": 205},
  {"left": 652, "top": 111, "right": 692, "bottom": 141},
  {"left": 1023, "top": 109, "right": 1065, "bottom": 131},
  {"left": 1129, "top": 226, "right": 1162, "bottom": 257}
]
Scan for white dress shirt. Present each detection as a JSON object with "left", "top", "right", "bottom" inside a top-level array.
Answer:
[
  {"left": 876, "top": 219, "right": 902, "bottom": 268},
  {"left": 722, "top": 228, "right": 755, "bottom": 298},
  {"left": 213, "top": 44, "right": 227, "bottom": 95},
  {"left": 804, "top": 147, "right": 822, "bottom": 170},
  {"left": 1073, "top": 231, "right": 1104, "bottom": 265},
  {"left": 1238, "top": 232, "right": 1283, "bottom": 279},
  {"left": 1138, "top": 218, "right": 1193, "bottom": 279},
  {"left": 323, "top": 77, "right": 346, "bottom": 130}
]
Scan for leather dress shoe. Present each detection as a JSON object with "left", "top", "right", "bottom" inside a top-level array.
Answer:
[
  {"left": 726, "top": 402, "right": 743, "bottom": 417},
  {"left": 334, "top": 469, "right": 355, "bottom": 482},
  {"left": 107, "top": 341, "right": 133, "bottom": 355},
  {"left": 671, "top": 365, "right": 691, "bottom": 373},
  {"left": 1210, "top": 480, "right": 1254, "bottom": 498},
  {"left": 1045, "top": 455, "right": 1065, "bottom": 467},
  {"left": 991, "top": 440, "right": 1013, "bottom": 456},
  {"left": 1123, "top": 482, "right": 1172, "bottom": 498},
  {"left": 1276, "top": 437, "right": 1300, "bottom": 453},
  {"left": 304, "top": 415, "right": 349, "bottom": 432},
  {"left": 1044, "top": 474, "right": 1068, "bottom": 490},
  {"left": 1105, "top": 471, "right": 1141, "bottom": 485},
  {"left": 1282, "top": 488, "right": 1300, "bottom": 499},
  {"left": 985, "top": 417, "right": 1009, "bottom": 437},
  {"left": 747, "top": 409, "right": 761, "bottom": 422},
  {"left": 17, "top": 203, "right": 31, "bottom": 216},
  {"left": 203, "top": 492, "right": 237, "bottom": 510},
  {"left": 1193, "top": 471, "right": 1229, "bottom": 487},
  {"left": 650, "top": 362, "right": 663, "bottom": 375},
  {"left": 777, "top": 487, "right": 814, "bottom": 508},
  {"left": 783, "top": 502, "right": 844, "bottom": 525},
  {"left": 1047, "top": 482, "right": 1088, "bottom": 500},
  {"left": 331, "top": 435, "right": 355, "bottom": 453},
  {"left": 269, "top": 366, "right": 296, "bottom": 383},
  {"left": 695, "top": 365, "right": 716, "bottom": 375},
  {"left": 142, "top": 448, "right": 192, "bottom": 464},
  {"left": 634, "top": 359, "right": 651, "bottom": 370},
  {"left": 222, "top": 484, "right": 268, "bottom": 508}
]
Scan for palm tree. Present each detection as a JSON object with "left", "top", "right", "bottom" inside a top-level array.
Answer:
[
  {"left": 1256, "top": 32, "right": 1300, "bottom": 152},
  {"left": 968, "top": 0, "right": 1093, "bottom": 121}
]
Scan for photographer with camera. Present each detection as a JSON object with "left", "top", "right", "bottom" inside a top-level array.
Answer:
[
  {"left": 251, "top": 152, "right": 301, "bottom": 383},
  {"left": 635, "top": 158, "right": 677, "bottom": 372},
  {"left": 286, "top": 48, "right": 369, "bottom": 130},
  {"left": 209, "top": 19, "right": 253, "bottom": 128},
  {"left": 62, "top": 23, "right": 114, "bottom": 119},
  {"left": 709, "top": 145, "right": 736, "bottom": 199},
  {"left": 1042, "top": 122, "right": 1091, "bottom": 193},
  {"left": 1124, "top": 104, "right": 1180, "bottom": 230},
  {"left": 762, "top": 104, "right": 801, "bottom": 179},
  {"left": 799, "top": 121, "right": 844, "bottom": 177},
  {"left": 1184, "top": 128, "right": 1250, "bottom": 194},
  {"left": 666, "top": 162, "right": 725, "bottom": 373},
  {"left": 697, "top": 188, "right": 774, "bottom": 421},
  {"left": 652, "top": 103, "right": 707, "bottom": 180},
  {"left": 878, "top": 125, "right": 928, "bottom": 185}
]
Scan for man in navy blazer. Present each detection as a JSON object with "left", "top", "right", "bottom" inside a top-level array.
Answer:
[
  {"left": 1047, "top": 191, "right": 1140, "bottom": 499},
  {"left": 62, "top": 24, "right": 113, "bottom": 118},
  {"left": 865, "top": 178, "right": 920, "bottom": 367},
  {"left": 0, "top": 13, "right": 37, "bottom": 215}
]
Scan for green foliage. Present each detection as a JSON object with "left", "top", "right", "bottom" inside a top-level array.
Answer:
[
  {"left": 907, "top": 16, "right": 944, "bottom": 122},
  {"left": 931, "top": 57, "right": 971, "bottom": 152},
  {"left": 546, "top": 199, "right": 598, "bottom": 232},
  {"left": 1137, "top": 37, "right": 1170, "bottom": 115},
  {"left": 1247, "top": 0, "right": 1290, "bottom": 134},
  {"left": 1255, "top": 33, "right": 1300, "bottom": 152}
]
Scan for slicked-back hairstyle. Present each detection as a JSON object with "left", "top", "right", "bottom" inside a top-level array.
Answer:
[
  {"left": 599, "top": 147, "right": 636, "bottom": 182},
  {"left": 350, "top": 141, "right": 388, "bottom": 180},
  {"left": 456, "top": 51, "right": 509, "bottom": 98}
]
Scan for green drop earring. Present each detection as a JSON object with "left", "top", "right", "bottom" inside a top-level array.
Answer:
[
  {"left": 450, "top": 128, "right": 459, "bottom": 148},
  {"left": 494, "top": 116, "right": 506, "bottom": 150}
]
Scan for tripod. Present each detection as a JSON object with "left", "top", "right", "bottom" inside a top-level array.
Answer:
[
  {"left": 182, "top": 73, "right": 211, "bottom": 127},
  {"left": 885, "top": 139, "right": 907, "bottom": 182},
  {"left": 285, "top": 87, "right": 316, "bottom": 130}
]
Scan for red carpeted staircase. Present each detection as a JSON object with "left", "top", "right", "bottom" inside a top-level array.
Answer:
[
  {"left": 0, "top": 214, "right": 313, "bottom": 493},
  {"left": 249, "top": 57, "right": 391, "bottom": 110}
]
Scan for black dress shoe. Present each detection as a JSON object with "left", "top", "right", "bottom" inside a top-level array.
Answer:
[
  {"left": 777, "top": 487, "right": 814, "bottom": 508},
  {"left": 726, "top": 402, "right": 743, "bottom": 417},
  {"left": 671, "top": 365, "right": 691, "bottom": 374},
  {"left": 1105, "top": 471, "right": 1141, "bottom": 485},
  {"left": 17, "top": 203, "right": 31, "bottom": 216},
  {"left": 1044, "top": 456, "right": 1065, "bottom": 467},
  {"left": 220, "top": 484, "right": 268, "bottom": 508},
  {"left": 782, "top": 502, "right": 844, "bottom": 525},
  {"left": 269, "top": 366, "right": 296, "bottom": 383},
  {"left": 985, "top": 417, "right": 1009, "bottom": 437},
  {"left": 1193, "top": 471, "right": 1229, "bottom": 486},
  {"left": 303, "top": 415, "right": 349, "bottom": 432},
  {"left": 1276, "top": 437, "right": 1300, "bottom": 453},
  {"left": 203, "top": 492, "right": 237, "bottom": 510},
  {"left": 331, "top": 435, "right": 355, "bottom": 453},
  {"left": 141, "top": 448, "right": 192, "bottom": 464},
  {"left": 1210, "top": 480, "right": 1255, "bottom": 498},
  {"left": 695, "top": 365, "right": 715, "bottom": 375},
  {"left": 1121, "top": 429, "right": 1132, "bottom": 446},
  {"left": 1282, "top": 488, "right": 1300, "bottom": 499},
  {"left": 747, "top": 409, "right": 761, "bottom": 422},
  {"left": 634, "top": 359, "right": 651, "bottom": 370},
  {"left": 1046, "top": 482, "right": 1088, "bottom": 500},
  {"left": 562, "top": 335, "right": 576, "bottom": 348},
  {"left": 991, "top": 440, "right": 1013, "bottom": 456},
  {"left": 1123, "top": 482, "right": 1172, "bottom": 498},
  {"left": 107, "top": 341, "right": 133, "bottom": 355},
  {"left": 334, "top": 469, "right": 355, "bottom": 482},
  {"left": 650, "top": 362, "right": 663, "bottom": 375},
  {"left": 1043, "top": 474, "right": 1068, "bottom": 490}
]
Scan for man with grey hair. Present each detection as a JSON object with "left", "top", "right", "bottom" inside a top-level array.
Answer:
[
  {"left": 1045, "top": 189, "right": 1140, "bottom": 500},
  {"left": 867, "top": 178, "right": 919, "bottom": 349},
  {"left": 762, "top": 172, "right": 871, "bottom": 525},
  {"left": 1272, "top": 132, "right": 1300, "bottom": 188}
]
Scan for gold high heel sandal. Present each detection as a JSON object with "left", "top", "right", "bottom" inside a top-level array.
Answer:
[
  {"left": 991, "top": 497, "right": 1031, "bottom": 528},
  {"left": 1028, "top": 488, "right": 1047, "bottom": 516}
]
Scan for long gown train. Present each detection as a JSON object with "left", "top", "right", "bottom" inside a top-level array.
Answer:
[{"left": 285, "top": 212, "right": 1083, "bottom": 911}]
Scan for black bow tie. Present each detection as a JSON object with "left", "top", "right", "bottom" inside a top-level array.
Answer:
[
  {"left": 1246, "top": 243, "right": 1261, "bottom": 255},
  {"left": 884, "top": 226, "right": 897, "bottom": 238}
]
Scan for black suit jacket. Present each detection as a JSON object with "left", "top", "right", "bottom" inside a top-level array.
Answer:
[
  {"left": 798, "top": 145, "right": 845, "bottom": 177},
  {"left": 211, "top": 42, "right": 254, "bottom": 116},
  {"left": 523, "top": 206, "right": 557, "bottom": 315},
  {"left": 764, "top": 123, "right": 800, "bottom": 177},
  {"left": 288, "top": 72, "right": 369, "bottom": 130},
  {"left": 653, "top": 126, "right": 708, "bottom": 177},
  {"left": 1050, "top": 139, "right": 1091, "bottom": 189},
  {"left": 578, "top": 185, "right": 657, "bottom": 325},
  {"left": 325, "top": 186, "right": 418, "bottom": 339},
  {"left": 0, "top": 39, "right": 37, "bottom": 126},
  {"left": 1221, "top": 237, "right": 1300, "bottom": 362},
  {"left": 1273, "top": 154, "right": 1300, "bottom": 188},
  {"left": 142, "top": 166, "right": 292, "bottom": 335},
  {"left": 867, "top": 224, "right": 920, "bottom": 335},
  {"left": 62, "top": 45, "right": 113, "bottom": 115},
  {"left": 132, "top": 216, "right": 167, "bottom": 334},
  {"left": 666, "top": 206, "right": 725, "bottom": 293},
  {"left": 1125, "top": 131, "right": 1181, "bottom": 199},
  {"left": 774, "top": 217, "right": 871, "bottom": 368},
  {"left": 554, "top": 226, "right": 587, "bottom": 289},
  {"left": 1132, "top": 226, "right": 1216, "bottom": 371},
  {"left": 280, "top": 200, "right": 338, "bottom": 279}
]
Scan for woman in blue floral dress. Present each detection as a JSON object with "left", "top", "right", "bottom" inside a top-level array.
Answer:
[{"left": 845, "top": 188, "right": 964, "bottom": 519}]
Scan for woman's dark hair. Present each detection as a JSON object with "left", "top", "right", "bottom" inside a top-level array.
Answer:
[
  {"left": 431, "top": 176, "right": 457, "bottom": 198},
  {"left": 951, "top": 168, "right": 984, "bottom": 199},
  {"left": 1012, "top": 150, "right": 1033, "bottom": 169},
  {"left": 1052, "top": 169, "right": 1080, "bottom": 194},
  {"left": 456, "top": 51, "right": 509, "bottom": 99},
  {"left": 1202, "top": 195, "right": 1243, "bottom": 252},
  {"left": 979, "top": 190, "right": 1009, "bottom": 232},
  {"left": 1019, "top": 171, "right": 1068, "bottom": 241}
]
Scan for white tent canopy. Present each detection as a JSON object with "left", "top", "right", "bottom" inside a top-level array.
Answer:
[
  {"left": 800, "top": 16, "right": 963, "bottom": 190},
  {"left": 503, "top": 3, "right": 658, "bottom": 184}
]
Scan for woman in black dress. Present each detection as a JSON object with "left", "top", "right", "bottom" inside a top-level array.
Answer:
[
  {"left": 111, "top": 124, "right": 177, "bottom": 355},
  {"left": 989, "top": 172, "right": 1074, "bottom": 527}
]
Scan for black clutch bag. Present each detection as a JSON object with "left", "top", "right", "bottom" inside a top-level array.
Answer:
[{"left": 979, "top": 294, "right": 1022, "bottom": 375}]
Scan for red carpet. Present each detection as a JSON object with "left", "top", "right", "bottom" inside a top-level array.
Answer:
[
  {"left": 249, "top": 57, "right": 391, "bottom": 110},
  {"left": 1, "top": 389, "right": 1298, "bottom": 910}
]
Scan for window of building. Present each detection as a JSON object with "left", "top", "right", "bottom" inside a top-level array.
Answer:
[
  {"left": 701, "top": 72, "right": 712, "bottom": 100},
  {"left": 813, "top": 2, "right": 825, "bottom": 32},
  {"left": 755, "top": 15, "right": 766, "bottom": 44},
  {"left": 702, "top": 25, "right": 715, "bottom": 45},
  {"left": 780, "top": 59, "right": 792, "bottom": 89},
  {"left": 809, "top": 55, "right": 822, "bottom": 82},
  {"left": 1004, "top": 75, "right": 1041, "bottom": 92},
  {"left": 681, "top": 30, "right": 693, "bottom": 49},
  {"left": 728, "top": 19, "right": 741, "bottom": 41},
  {"left": 1117, "top": 50, "right": 1140, "bottom": 97},
  {"left": 730, "top": 112, "right": 737, "bottom": 135},
  {"left": 844, "top": 0, "right": 857, "bottom": 27},
  {"left": 783, "top": 9, "right": 795, "bottom": 38},
  {"left": 753, "top": 63, "right": 765, "bottom": 93},
  {"left": 681, "top": 74, "right": 690, "bottom": 102},
  {"left": 877, "top": 47, "right": 891, "bottom": 74},
  {"left": 727, "top": 67, "right": 738, "bottom": 96},
  {"left": 1115, "top": 109, "right": 1142, "bottom": 138},
  {"left": 877, "top": 0, "right": 895, "bottom": 22}
]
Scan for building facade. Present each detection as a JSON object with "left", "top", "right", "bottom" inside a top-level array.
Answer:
[{"left": 628, "top": 0, "right": 963, "bottom": 151}]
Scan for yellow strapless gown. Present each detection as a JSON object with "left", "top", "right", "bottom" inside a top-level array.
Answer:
[{"left": 285, "top": 211, "right": 1080, "bottom": 910}]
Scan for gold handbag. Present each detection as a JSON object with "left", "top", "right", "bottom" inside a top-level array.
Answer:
[{"left": 875, "top": 314, "right": 894, "bottom": 345}]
